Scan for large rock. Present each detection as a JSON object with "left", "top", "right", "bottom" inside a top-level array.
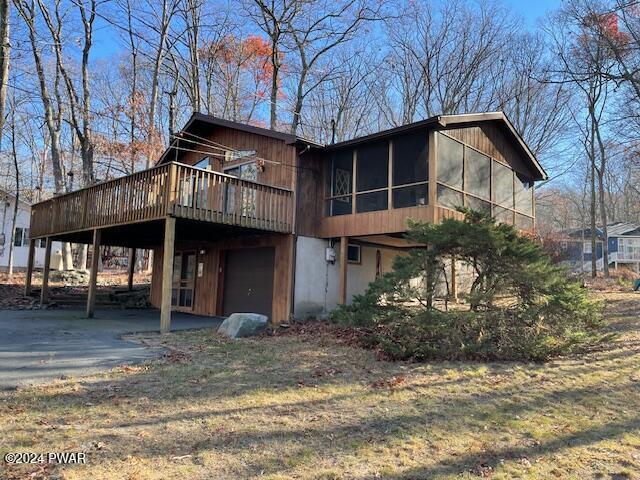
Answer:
[{"left": 218, "top": 313, "right": 268, "bottom": 338}]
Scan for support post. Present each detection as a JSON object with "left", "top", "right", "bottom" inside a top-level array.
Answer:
[
  {"left": 339, "top": 236, "right": 348, "bottom": 305},
  {"left": 24, "top": 239, "right": 36, "bottom": 296},
  {"left": 127, "top": 248, "right": 136, "bottom": 291},
  {"left": 160, "top": 217, "right": 176, "bottom": 334},
  {"left": 86, "top": 229, "right": 102, "bottom": 318},
  {"left": 40, "top": 237, "right": 52, "bottom": 304},
  {"left": 450, "top": 254, "right": 458, "bottom": 303}
]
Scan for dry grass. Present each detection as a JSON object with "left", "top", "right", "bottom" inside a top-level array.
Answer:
[{"left": 1, "top": 291, "right": 640, "bottom": 479}]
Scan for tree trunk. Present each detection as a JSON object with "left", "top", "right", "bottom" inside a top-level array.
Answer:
[{"left": 0, "top": 0, "right": 9, "bottom": 147}]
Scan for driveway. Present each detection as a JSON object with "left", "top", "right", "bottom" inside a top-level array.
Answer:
[{"left": 0, "top": 309, "right": 223, "bottom": 389}]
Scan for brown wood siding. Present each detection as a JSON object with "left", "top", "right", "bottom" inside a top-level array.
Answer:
[
  {"left": 173, "top": 126, "right": 298, "bottom": 190},
  {"left": 442, "top": 122, "right": 537, "bottom": 178},
  {"left": 295, "top": 150, "right": 324, "bottom": 237},
  {"left": 150, "top": 233, "right": 294, "bottom": 323}
]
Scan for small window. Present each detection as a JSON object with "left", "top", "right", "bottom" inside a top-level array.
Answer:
[
  {"left": 194, "top": 156, "right": 211, "bottom": 169},
  {"left": 393, "top": 184, "right": 428, "bottom": 209},
  {"left": 515, "top": 172, "right": 533, "bottom": 215},
  {"left": 437, "top": 134, "right": 463, "bottom": 189},
  {"left": 356, "top": 190, "right": 388, "bottom": 213},
  {"left": 583, "top": 241, "right": 592, "bottom": 254},
  {"left": 492, "top": 161, "right": 514, "bottom": 208},
  {"left": 465, "top": 147, "right": 491, "bottom": 200},
  {"left": 493, "top": 205, "right": 513, "bottom": 225},
  {"left": 14, "top": 227, "right": 24, "bottom": 247},
  {"left": 466, "top": 195, "right": 491, "bottom": 214},
  {"left": 347, "top": 244, "right": 361, "bottom": 264},
  {"left": 515, "top": 214, "right": 534, "bottom": 231},
  {"left": 39, "top": 238, "right": 47, "bottom": 248},
  {"left": 437, "top": 185, "right": 463, "bottom": 210}
]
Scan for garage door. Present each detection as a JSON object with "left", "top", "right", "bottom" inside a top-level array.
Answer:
[{"left": 222, "top": 247, "right": 275, "bottom": 319}]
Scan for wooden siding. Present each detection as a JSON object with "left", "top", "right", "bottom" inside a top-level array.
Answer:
[
  {"left": 172, "top": 125, "right": 298, "bottom": 190},
  {"left": 295, "top": 150, "right": 324, "bottom": 237},
  {"left": 150, "top": 233, "right": 294, "bottom": 323},
  {"left": 319, "top": 205, "right": 463, "bottom": 238},
  {"left": 443, "top": 122, "right": 537, "bottom": 178}
]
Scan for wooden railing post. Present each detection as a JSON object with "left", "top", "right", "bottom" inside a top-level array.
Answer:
[{"left": 166, "top": 163, "right": 178, "bottom": 216}]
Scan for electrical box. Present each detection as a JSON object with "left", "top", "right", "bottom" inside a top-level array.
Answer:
[{"left": 325, "top": 247, "right": 336, "bottom": 263}]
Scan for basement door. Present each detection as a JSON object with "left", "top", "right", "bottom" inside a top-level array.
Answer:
[{"left": 222, "top": 247, "right": 275, "bottom": 319}]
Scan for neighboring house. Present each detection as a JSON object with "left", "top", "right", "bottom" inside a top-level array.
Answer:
[
  {"left": 27, "top": 111, "right": 546, "bottom": 331},
  {"left": 0, "top": 188, "right": 53, "bottom": 272},
  {"left": 561, "top": 222, "right": 640, "bottom": 273}
]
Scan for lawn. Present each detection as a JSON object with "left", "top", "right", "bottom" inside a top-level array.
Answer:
[{"left": 1, "top": 290, "right": 639, "bottom": 479}]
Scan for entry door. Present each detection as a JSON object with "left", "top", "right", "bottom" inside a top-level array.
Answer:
[
  {"left": 222, "top": 247, "right": 275, "bottom": 319},
  {"left": 172, "top": 251, "right": 196, "bottom": 310}
]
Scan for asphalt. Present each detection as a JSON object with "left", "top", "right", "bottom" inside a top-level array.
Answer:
[{"left": 0, "top": 309, "right": 223, "bottom": 389}]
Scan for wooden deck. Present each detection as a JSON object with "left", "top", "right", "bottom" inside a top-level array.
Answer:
[{"left": 30, "top": 162, "right": 294, "bottom": 239}]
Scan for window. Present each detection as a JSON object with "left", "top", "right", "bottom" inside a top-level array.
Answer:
[
  {"left": 13, "top": 227, "right": 24, "bottom": 247},
  {"left": 493, "top": 206, "right": 513, "bottom": 225},
  {"left": 393, "top": 132, "right": 427, "bottom": 186},
  {"left": 326, "top": 149, "right": 353, "bottom": 216},
  {"left": 393, "top": 184, "right": 428, "bottom": 209},
  {"left": 357, "top": 140, "right": 388, "bottom": 192},
  {"left": 356, "top": 141, "right": 388, "bottom": 213},
  {"left": 515, "top": 172, "right": 533, "bottom": 215},
  {"left": 39, "top": 238, "right": 47, "bottom": 248},
  {"left": 225, "top": 162, "right": 258, "bottom": 216},
  {"left": 347, "top": 244, "right": 361, "bottom": 264},
  {"left": 583, "top": 241, "right": 592, "bottom": 254},
  {"left": 437, "top": 134, "right": 463, "bottom": 189},
  {"left": 465, "top": 148, "right": 491, "bottom": 200},
  {"left": 492, "top": 161, "right": 514, "bottom": 208},
  {"left": 515, "top": 213, "right": 533, "bottom": 231},
  {"left": 466, "top": 195, "right": 491, "bottom": 214},
  {"left": 437, "top": 185, "right": 464, "bottom": 210},
  {"left": 194, "top": 156, "right": 211, "bottom": 169},
  {"left": 392, "top": 131, "right": 428, "bottom": 208}
]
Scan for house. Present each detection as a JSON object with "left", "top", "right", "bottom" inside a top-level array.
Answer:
[
  {"left": 561, "top": 222, "right": 640, "bottom": 273},
  {"left": 0, "top": 188, "right": 55, "bottom": 272},
  {"left": 26, "top": 111, "right": 546, "bottom": 331}
]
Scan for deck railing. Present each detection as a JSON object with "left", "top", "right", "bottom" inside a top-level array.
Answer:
[{"left": 30, "top": 162, "right": 294, "bottom": 238}]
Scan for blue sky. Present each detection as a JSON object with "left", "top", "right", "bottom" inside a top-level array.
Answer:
[
  {"left": 91, "top": 0, "right": 563, "bottom": 60},
  {"left": 504, "top": 0, "right": 560, "bottom": 26}
]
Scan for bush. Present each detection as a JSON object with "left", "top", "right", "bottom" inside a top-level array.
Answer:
[{"left": 332, "top": 211, "right": 607, "bottom": 362}]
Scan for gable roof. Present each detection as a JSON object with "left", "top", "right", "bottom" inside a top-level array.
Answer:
[
  {"left": 157, "top": 113, "right": 322, "bottom": 164},
  {"left": 606, "top": 222, "right": 640, "bottom": 237},
  {"left": 157, "top": 111, "right": 546, "bottom": 181}
]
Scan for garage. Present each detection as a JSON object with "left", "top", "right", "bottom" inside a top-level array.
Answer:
[{"left": 222, "top": 247, "right": 275, "bottom": 319}]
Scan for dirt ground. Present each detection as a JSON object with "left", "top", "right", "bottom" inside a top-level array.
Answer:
[
  {"left": 0, "top": 288, "right": 639, "bottom": 479},
  {"left": 0, "top": 271, "right": 152, "bottom": 309}
]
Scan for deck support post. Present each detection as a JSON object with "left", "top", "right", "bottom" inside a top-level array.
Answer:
[
  {"left": 339, "top": 236, "right": 348, "bottom": 305},
  {"left": 87, "top": 229, "right": 102, "bottom": 318},
  {"left": 127, "top": 248, "right": 136, "bottom": 291},
  {"left": 160, "top": 217, "right": 176, "bottom": 334},
  {"left": 24, "top": 239, "right": 36, "bottom": 296},
  {"left": 450, "top": 254, "right": 457, "bottom": 302},
  {"left": 40, "top": 237, "right": 52, "bottom": 304}
]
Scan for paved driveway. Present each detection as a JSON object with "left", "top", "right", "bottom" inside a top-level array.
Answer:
[{"left": 0, "top": 309, "right": 222, "bottom": 389}]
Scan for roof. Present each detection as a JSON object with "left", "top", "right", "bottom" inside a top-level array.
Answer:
[
  {"left": 157, "top": 113, "right": 323, "bottom": 164},
  {"left": 157, "top": 111, "right": 546, "bottom": 181},
  {"left": 606, "top": 222, "right": 640, "bottom": 237},
  {"left": 564, "top": 222, "right": 640, "bottom": 239},
  {"left": 0, "top": 187, "right": 32, "bottom": 209}
]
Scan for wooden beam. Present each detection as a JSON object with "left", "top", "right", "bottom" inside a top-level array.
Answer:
[
  {"left": 428, "top": 129, "right": 437, "bottom": 207},
  {"left": 127, "top": 248, "right": 136, "bottom": 291},
  {"left": 40, "top": 237, "right": 52, "bottom": 304},
  {"left": 87, "top": 229, "right": 102, "bottom": 318},
  {"left": 339, "top": 236, "right": 348, "bottom": 305},
  {"left": 160, "top": 217, "right": 176, "bottom": 334},
  {"left": 24, "top": 239, "right": 36, "bottom": 296}
]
